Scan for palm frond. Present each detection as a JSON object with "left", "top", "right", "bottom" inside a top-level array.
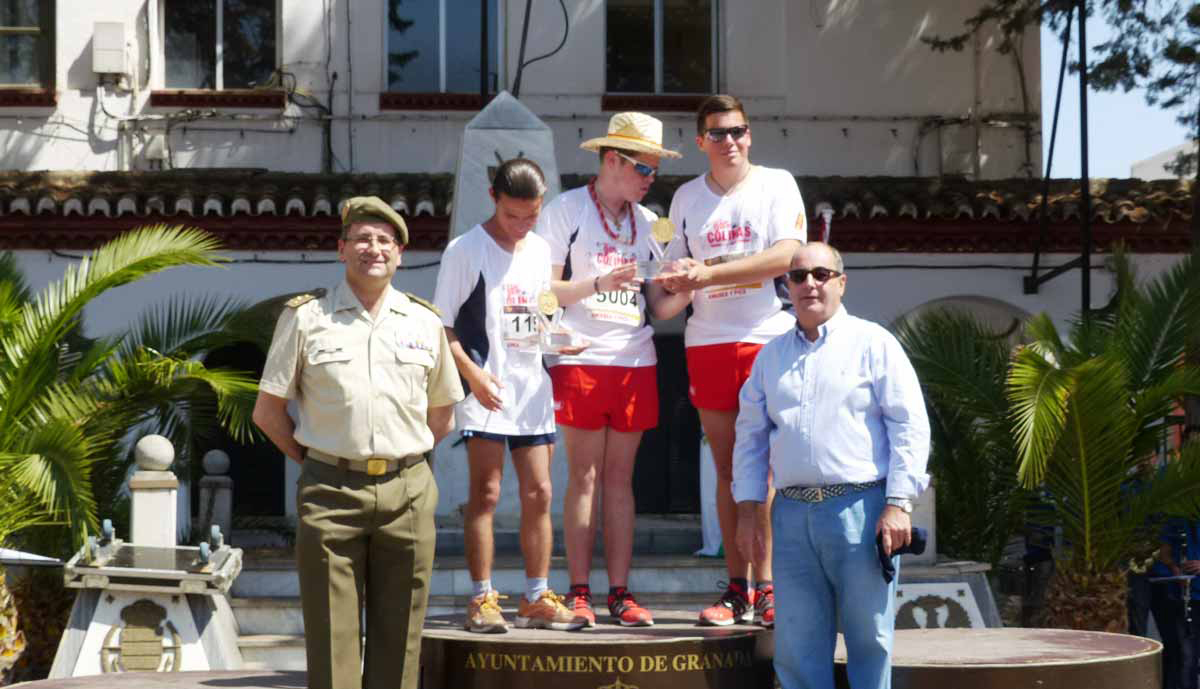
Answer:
[
  {"left": 895, "top": 307, "right": 1013, "bottom": 421},
  {"left": 0, "top": 226, "right": 223, "bottom": 432},
  {"left": 1114, "top": 252, "right": 1200, "bottom": 391},
  {"left": 121, "top": 294, "right": 251, "bottom": 359},
  {"left": 1022, "top": 312, "right": 1069, "bottom": 363},
  {"left": 0, "top": 418, "right": 102, "bottom": 545},
  {"left": 1132, "top": 440, "right": 1200, "bottom": 521},
  {"left": 0, "top": 251, "right": 33, "bottom": 309},
  {"left": 1008, "top": 342, "right": 1071, "bottom": 488}
]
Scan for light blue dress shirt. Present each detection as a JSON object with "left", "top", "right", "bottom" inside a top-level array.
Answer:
[{"left": 732, "top": 306, "right": 931, "bottom": 504}]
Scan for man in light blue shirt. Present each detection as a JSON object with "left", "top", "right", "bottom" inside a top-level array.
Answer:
[{"left": 732, "top": 242, "right": 930, "bottom": 689}]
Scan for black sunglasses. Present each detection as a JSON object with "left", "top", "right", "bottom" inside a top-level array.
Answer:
[
  {"left": 704, "top": 125, "right": 750, "bottom": 142},
  {"left": 615, "top": 151, "right": 658, "bottom": 178},
  {"left": 786, "top": 267, "right": 842, "bottom": 284}
]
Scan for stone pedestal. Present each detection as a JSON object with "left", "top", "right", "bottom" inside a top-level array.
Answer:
[
  {"left": 197, "top": 451, "right": 233, "bottom": 541},
  {"left": 51, "top": 436, "right": 244, "bottom": 679},
  {"left": 130, "top": 436, "right": 177, "bottom": 548}
]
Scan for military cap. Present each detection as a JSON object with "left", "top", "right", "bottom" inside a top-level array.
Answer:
[{"left": 341, "top": 196, "right": 409, "bottom": 245}]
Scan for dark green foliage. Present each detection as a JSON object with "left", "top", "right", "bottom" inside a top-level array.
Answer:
[
  {"left": 0, "top": 225, "right": 261, "bottom": 554},
  {"left": 895, "top": 309, "right": 1027, "bottom": 566}
]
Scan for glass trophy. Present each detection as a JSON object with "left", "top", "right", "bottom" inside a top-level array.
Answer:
[
  {"left": 638, "top": 217, "right": 679, "bottom": 279},
  {"left": 520, "top": 290, "right": 587, "bottom": 354}
]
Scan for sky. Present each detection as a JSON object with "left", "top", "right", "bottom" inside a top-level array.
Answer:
[{"left": 1040, "top": 17, "right": 1192, "bottom": 179}]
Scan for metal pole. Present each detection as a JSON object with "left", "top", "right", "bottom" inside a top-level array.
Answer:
[
  {"left": 480, "top": 0, "right": 489, "bottom": 97},
  {"left": 512, "top": 0, "right": 534, "bottom": 99},
  {"left": 1026, "top": 7, "right": 1074, "bottom": 294},
  {"left": 1078, "top": 0, "right": 1092, "bottom": 314}
]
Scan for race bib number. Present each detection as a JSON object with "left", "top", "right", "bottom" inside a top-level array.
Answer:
[
  {"left": 502, "top": 283, "right": 542, "bottom": 350},
  {"left": 584, "top": 289, "right": 641, "bottom": 326}
]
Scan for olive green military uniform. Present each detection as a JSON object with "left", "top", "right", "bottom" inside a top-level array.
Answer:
[{"left": 259, "top": 197, "right": 464, "bottom": 689}]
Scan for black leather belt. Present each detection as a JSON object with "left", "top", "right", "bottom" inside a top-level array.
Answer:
[
  {"left": 305, "top": 448, "right": 424, "bottom": 476},
  {"left": 778, "top": 478, "right": 885, "bottom": 503}
]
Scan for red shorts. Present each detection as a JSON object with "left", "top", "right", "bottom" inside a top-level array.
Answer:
[
  {"left": 686, "top": 342, "right": 765, "bottom": 411},
  {"left": 549, "top": 365, "right": 659, "bottom": 432}
]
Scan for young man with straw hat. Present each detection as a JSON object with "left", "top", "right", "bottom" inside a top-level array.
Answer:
[
  {"left": 659, "top": 94, "right": 808, "bottom": 628},
  {"left": 536, "top": 112, "right": 692, "bottom": 627}
]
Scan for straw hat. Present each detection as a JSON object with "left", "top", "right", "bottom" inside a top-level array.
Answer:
[{"left": 580, "top": 112, "right": 682, "bottom": 159}]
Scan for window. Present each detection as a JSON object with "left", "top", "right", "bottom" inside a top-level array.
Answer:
[
  {"left": 0, "top": 0, "right": 53, "bottom": 88},
  {"left": 607, "top": 0, "right": 715, "bottom": 94},
  {"left": 386, "top": 0, "right": 499, "bottom": 94},
  {"left": 163, "top": 0, "right": 276, "bottom": 90}
]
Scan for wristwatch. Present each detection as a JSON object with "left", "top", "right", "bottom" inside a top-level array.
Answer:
[{"left": 886, "top": 497, "right": 913, "bottom": 513}]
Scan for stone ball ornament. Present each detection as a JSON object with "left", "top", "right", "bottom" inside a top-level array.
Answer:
[
  {"left": 202, "top": 449, "right": 231, "bottom": 476},
  {"left": 134, "top": 434, "right": 175, "bottom": 471}
]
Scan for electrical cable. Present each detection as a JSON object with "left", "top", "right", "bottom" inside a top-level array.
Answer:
[
  {"left": 48, "top": 249, "right": 443, "bottom": 270},
  {"left": 512, "top": 0, "right": 569, "bottom": 98}
]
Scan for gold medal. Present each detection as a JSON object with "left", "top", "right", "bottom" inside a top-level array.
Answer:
[
  {"left": 537, "top": 290, "right": 559, "bottom": 316},
  {"left": 651, "top": 218, "right": 676, "bottom": 244}
]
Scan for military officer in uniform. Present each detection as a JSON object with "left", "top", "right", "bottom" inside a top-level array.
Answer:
[{"left": 253, "top": 196, "right": 464, "bottom": 689}]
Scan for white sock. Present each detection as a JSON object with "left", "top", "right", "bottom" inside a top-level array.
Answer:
[
  {"left": 472, "top": 579, "right": 492, "bottom": 597},
  {"left": 526, "top": 577, "right": 548, "bottom": 602}
]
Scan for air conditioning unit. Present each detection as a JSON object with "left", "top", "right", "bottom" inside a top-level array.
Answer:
[{"left": 93, "top": 22, "right": 125, "bottom": 75}]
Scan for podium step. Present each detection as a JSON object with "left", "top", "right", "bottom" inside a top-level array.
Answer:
[
  {"left": 231, "top": 592, "right": 726, "bottom": 636},
  {"left": 231, "top": 514, "right": 705, "bottom": 557},
  {"left": 232, "top": 552, "right": 730, "bottom": 599},
  {"left": 235, "top": 593, "right": 730, "bottom": 670},
  {"left": 238, "top": 634, "right": 306, "bottom": 671}
]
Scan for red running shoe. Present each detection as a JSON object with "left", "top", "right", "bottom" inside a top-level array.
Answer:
[
  {"left": 608, "top": 588, "right": 654, "bottom": 627},
  {"left": 564, "top": 585, "right": 595, "bottom": 628},
  {"left": 754, "top": 584, "right": 775, "bottom": 627},
  {"left": 698, "top": 581, "right": 752, "bottom": 626}
]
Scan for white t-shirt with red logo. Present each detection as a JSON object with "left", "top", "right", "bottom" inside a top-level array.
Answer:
[
  {"left": 666, "top": 165, "right": 807, "bottom": 348},
  {"left": 432, "top": 225, "right": 556, "bottom": 436},
  {"left": 535, "top": 186, "right": 658, "bottom": 368}
]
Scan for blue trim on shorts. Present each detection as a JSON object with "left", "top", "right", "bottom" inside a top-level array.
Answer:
[{"left": 461, "top": 429, "right": 556, "bottom": 450}]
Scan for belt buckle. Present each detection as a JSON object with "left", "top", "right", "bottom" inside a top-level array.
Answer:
[
  {"left": 814, "top": 486, "right": 824, "bottom": 502},
  {"left": 366, "top": 458, "right": 387, "bottom": 476}
]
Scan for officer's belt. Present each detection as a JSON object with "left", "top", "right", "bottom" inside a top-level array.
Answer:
[{"left": 304, "top": 448, "right": 424, "bottom": 476}]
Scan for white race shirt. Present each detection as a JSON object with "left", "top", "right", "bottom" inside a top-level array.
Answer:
[
  {"left": 432, "top": 225, "right": 555, "bottom": 436},
  {"left": 535, "top": 186, "right": 658, "bottom": 368},
  {"left": 666, "top": 166, "right": 807, "bottom": 348}
]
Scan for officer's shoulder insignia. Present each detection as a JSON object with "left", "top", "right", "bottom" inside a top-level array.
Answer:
[
  {"left": 285, "top": 288, "right": 326, "bottom": 308},
  {"left": 404, "top": 292, "right": 442, "bottom": 317}
]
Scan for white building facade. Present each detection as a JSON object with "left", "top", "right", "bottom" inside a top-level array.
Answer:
[{"left": 0, "top": 1, "right": 1190, "bottom": 526}]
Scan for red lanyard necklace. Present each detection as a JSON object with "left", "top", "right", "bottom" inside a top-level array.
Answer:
[{"left": 588, "top": 179, "right": 636, "bottom": 245}]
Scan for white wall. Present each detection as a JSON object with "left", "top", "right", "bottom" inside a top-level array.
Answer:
[
  {"left": 1, "top": 0, "right": 1039, "bottom": 178},
  {"left": 1131, "top": 141, "right": 1197, "bottom": 180}
]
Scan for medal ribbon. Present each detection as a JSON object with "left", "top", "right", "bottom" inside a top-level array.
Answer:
[{"left": 588, "top": 179, "right": 636, "bottom": 246}]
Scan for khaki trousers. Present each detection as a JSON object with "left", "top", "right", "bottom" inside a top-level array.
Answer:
[{"left": 296, "top": 457, "right": 438, "bottom": 689}]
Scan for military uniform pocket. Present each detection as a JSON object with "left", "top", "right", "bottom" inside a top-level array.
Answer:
[
  {"left": 393, "top": 346, "right": 434, "bottom": 402},
  {"left": 303, "top": 339, "right": 355, "bottom": 405}
]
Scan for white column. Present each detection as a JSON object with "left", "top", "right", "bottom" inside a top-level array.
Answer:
[{"left": 129, "top": 434, "right": 178, "bottom": 547}]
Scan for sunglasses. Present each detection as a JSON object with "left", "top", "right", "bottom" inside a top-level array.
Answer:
[
  {"left": 786, "top": 267, "right": 842, "bottom": 284},
  {"left": 615, "top": 151, "right": 658, "bottom": 178},
  {"left": 703, "top": 125, "right": 750, "bottom": 142}
]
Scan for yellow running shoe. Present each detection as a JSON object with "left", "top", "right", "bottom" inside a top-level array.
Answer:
[
  {"left": 515, "top": 589, "right": 588, "bottom": 631},
  {"left": 464, "top": 590, "right": 508, "bottom": 634}
]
